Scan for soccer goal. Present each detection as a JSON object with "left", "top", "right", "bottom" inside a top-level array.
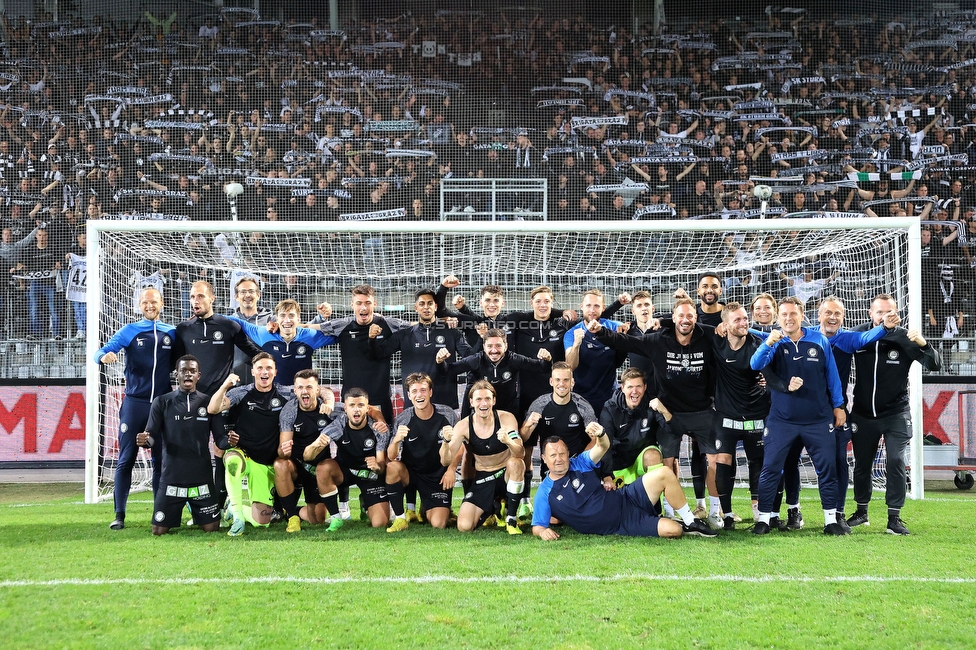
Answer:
[{"left": 84, "top": 217, "right": 924, "bottom": 503}]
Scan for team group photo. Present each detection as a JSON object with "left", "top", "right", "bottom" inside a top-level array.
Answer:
[{"left": 2, "top": 0, "right": 975, "bottom": 647}]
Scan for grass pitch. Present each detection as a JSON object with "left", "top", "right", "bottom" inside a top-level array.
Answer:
[{"left": 1, "top": 483, "right": 974, "bottom": 649}]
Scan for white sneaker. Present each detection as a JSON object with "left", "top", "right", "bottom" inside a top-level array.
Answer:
[
  {"left": 338, "top": 502, "right": 351, "bottom": 521},
  {"left": 74, "top": 330, "right": 86, "bottom": 339},
  {"left": 706, "top": 512, "right": 724, "bottom": 531}
]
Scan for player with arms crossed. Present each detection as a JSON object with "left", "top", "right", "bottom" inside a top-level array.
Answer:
[
  {"left": 274, "top": 369, "right": 343, "bottom": 533},
  {"left": 531, "top": 429, "right": 717, "bottom": 540},
  {"left": 96, "top": 287, "right": 174, "bottom": 530},
  {"left": 441, "top": 380, "right": 526, "bottom": 534},
  {"left": 208, "top": 352, "right": 292, "bottom": 536},
  {"left": 137, "top": 355, "right": 229, "bottom": 535},
  {"left": 385, "top": 373, "right": 460, "bottom": 532}
]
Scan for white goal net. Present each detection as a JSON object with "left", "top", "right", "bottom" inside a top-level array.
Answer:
[{"left": 85, "top": 218, "right": 923, "bottom": 503}]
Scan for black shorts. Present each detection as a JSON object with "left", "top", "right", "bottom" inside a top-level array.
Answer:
[
  {"left": 712, "top": 413, "right": 765, "bottom": 455},
  {"left": 408, "top": 466, "right": 453, "bottom": 511},
  {"left": 340, "top": 465, "right": 388, "bottom": 509},
  {"left": 658, "top": 409, "right": 717, "bottom": 457},
  {"left": 462, "top": 468, "right": 507, "bottom": 515},
  {"left": 296, "top": 461, "right": 323, "bottom": 505},
  {"left": 152, "top": 481, "right": 221, "bottom": 529}
]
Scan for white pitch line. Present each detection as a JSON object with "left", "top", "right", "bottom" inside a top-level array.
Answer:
[{"left": 2, "top": 574, "right": 975, "bottom": 589}]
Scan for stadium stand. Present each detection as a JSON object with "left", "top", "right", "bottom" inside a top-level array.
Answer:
[{"left": 0, "top": 3, "right": 972, "bottom": 376}]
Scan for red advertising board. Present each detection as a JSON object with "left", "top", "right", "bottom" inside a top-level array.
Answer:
[
  {"left": 0, "top": 381, "right": 972, "bottom": 463},
  {"left": 0, "top": 384, "right": 87, "bottom": 462}
]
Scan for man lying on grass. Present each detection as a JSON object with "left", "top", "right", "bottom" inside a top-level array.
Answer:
[{"left": 531, "top": 427, "right": 718, "bottom": 540}]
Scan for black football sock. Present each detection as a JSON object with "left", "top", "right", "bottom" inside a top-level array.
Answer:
[
  {"left": 280, "top": 490, "right": 300, "bottom": 518},
  {"left": 715, "top": 462, "right": 734, "bottom": 515},
  {"left": 387, "top": 481, "right": 405, "bottom": 517},
  {"left": 320, "top": 489, "right": 339, "bottom": 518}
]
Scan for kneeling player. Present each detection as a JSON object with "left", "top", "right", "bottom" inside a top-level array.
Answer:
[
  {"left": 275, "top": 369, "right": 344, "bottom": 533},
  {"left": 208, "top": 353, "right": 292, "bottom": 536},
  {"left": 315, "top": 388, "right": 392, "bottom": 528},
  {"left": 385, "top": 373, "right": 460, "bottom": 532},
  {"left": 599, "top": 369, "right": 666, "bottom": 489},
  {"left": 531, "top": 429, "right": 718, "bottom": 540},
  {"left": 137, "top": 355, "right": 228, "bottom": 535},
  {"left": 441, "top": 380, "right": 525, "bottom": 534}
]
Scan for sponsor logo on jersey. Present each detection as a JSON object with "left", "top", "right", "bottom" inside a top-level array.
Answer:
[
  {"left": 807, "top": 347, "right": 817, "bottom": 357},
  {"left": 569, "top": 414, "right": 579, "bottom": 424},
  {"left": 163, "top": 336, "right": 171, "bottom": 346},
  {"left": 271, "top": 398, "right": 281, "bottom": 408},
  {"left": 197, "top": 407, "right": 207, "bottom": 417},
  {"left": 165, "top": 485, "right": 178, "bottom": 497},
  {"left": 136, "top": 338, "right": 145, "bottom": 347},
  {"left": 364, "top": 438, "right": 375, "bottom": 449},
  {"left": 120, "top": 423, "right": 128, "bottom": 433},
  {"left": 571, "top": 478, "right": 580, "bottom": 488},
  {"left": 502, "top": 371, "right": 512, "bottom": 380},
  {"left": 436, "top": 335, "right": 445, "bottom": 344},
  {"left": 888, "top": 350, "right": 899, "bottom": 360},
  {"left": 318, "top": 419, "right": 327, "bottom": 427},
  {"left": 408, "top": 436, "right": 419, "bottom": 442},
  {"left": 213, "top": 331, "right": 223, "bottom": 341}
]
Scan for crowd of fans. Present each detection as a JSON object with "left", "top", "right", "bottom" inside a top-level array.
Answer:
[{"left": 0, "top": 5, "right": 972, "bottom": 360}]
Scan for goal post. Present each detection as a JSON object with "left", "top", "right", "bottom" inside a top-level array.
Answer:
[{"left": 85, "top": 216, "right": 924, "bottom": 503}]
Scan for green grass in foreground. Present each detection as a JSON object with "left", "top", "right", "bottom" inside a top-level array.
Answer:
[{"left": 0, "top": 483, "right": 974, "bottom": 649}]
